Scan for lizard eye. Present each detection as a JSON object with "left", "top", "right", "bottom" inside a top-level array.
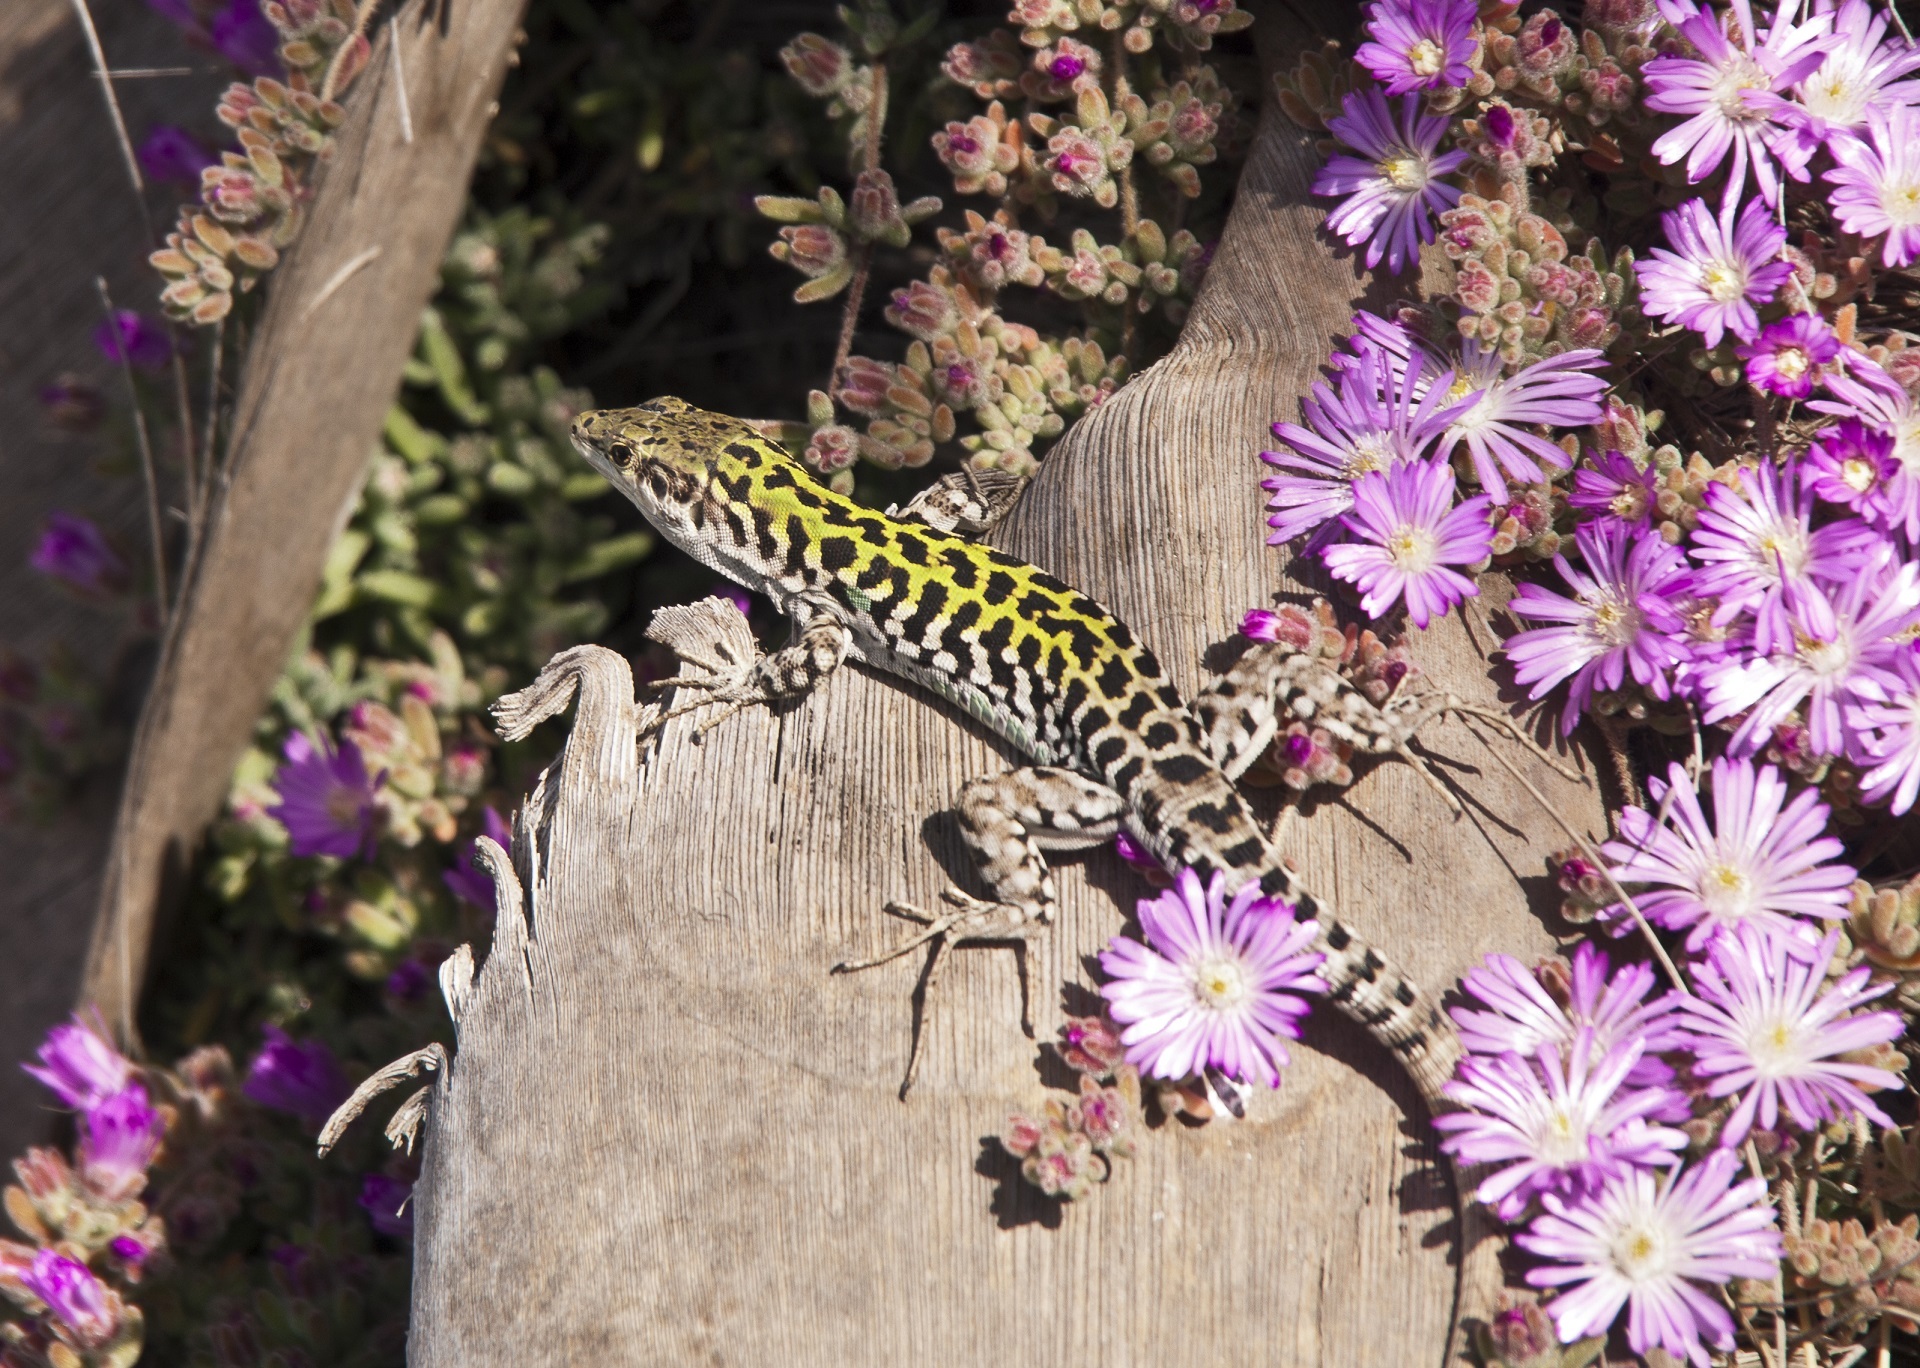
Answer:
[{"left": 608, "top": 441, "right": 636, "bottom": 470}]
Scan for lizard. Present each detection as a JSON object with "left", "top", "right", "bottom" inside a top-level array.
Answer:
[{"left": 567, "top": 394, "right": 1469, "bottom": 1112}]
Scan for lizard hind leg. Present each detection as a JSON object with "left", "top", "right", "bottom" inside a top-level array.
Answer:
[{"left": 833, "top": 766, "right": 1129, "bottom": 1098}]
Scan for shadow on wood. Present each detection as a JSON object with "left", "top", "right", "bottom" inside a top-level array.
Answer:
[{"left": 406, "top": 4, "right": 1604, "bottom": 1360}]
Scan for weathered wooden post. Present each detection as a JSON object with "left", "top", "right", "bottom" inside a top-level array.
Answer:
[{"left": 402, "top": 6, "right": 1603, "bottom": 1361}]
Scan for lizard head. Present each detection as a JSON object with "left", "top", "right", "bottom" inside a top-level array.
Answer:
[{"left": 570, "top": 397, "right": 779, "bottom": 545}]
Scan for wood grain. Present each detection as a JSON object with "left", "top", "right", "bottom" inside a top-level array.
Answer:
[
  {"left": 408, "top": 4, "right": 1605, "bottom": 1361},
  {"left": 79, "top": 0, "right": 531, "bottom": 1040}
]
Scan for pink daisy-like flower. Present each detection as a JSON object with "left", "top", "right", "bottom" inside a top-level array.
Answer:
[
  {"left": 1569, "top": 449, "right": 1661, "bottom": 529},
  {"left": 1321, "top": 458, "right": 1492, "bottom": 628},
  {"left": 1355, "top": 0, "right": 1478, "bottom": 96},
  {"left": 1634, "top": 196, "right": 1793, "bottom": 348},
  {"left": 1437, "top": 1031, "right": 1688, "bottom": 1220},
  {"left": 1802, "top": 418, "right": 1899, "bottom": 519},
  {"left": 1811, "top": 356, "right": 1920, "bottom": 536},
  {"left": 1736, "top": 312, "right": 1841, "bottom": 397},
  {"left": 1313, "top": 84, "right": 1467, "bottom": 275},
  {"left": 1440, "top": 341, "right": 1609, "bottom": 502},
  {"left": 1505, "top": 519, "right": 1693, "bottom": 735},
  {"left": 1453, "top": 942, "right": 1683, "bottom": 1086},
  {"left": 1676, "top": 924, "right": 1904, "bottom": 1147},
  {"left": 22, "top": 1011, "right": 132, "bottom": 1111},
  {"left": 1687, "top": 457, "right": 1880, "bottom": 654},
  {"left": 1098, "top": 867, "right": 1323, "bottom": 1088},
  {"left": 1643, "top": 0, "right": 1832, "bottom": 208},
  {"left": 1518, "top": 1148, "right": 1782, "bottom": 1367},
  {"left": 1599, "top": 757, "right": 1855, "bottom": 955},
  {"left": 21, "top": 1250, "right": 120, "bottom": 1350},
  {"left": 1827, "top": 104, "right": 1920, "bottom": 266},
  {"left": 78, "top": 1083, "right": 166, "bottom": 1202},
  {"left": 1783, "top": 0, "right": 1920, "bottom": 171},
  {"left": 1260, "top": 345, "right": 1465, "bottom": 547},
  {"left": 268, "top": 730, "right": 385, "bottom": 860},
  {"left": 1697, "top": 546, "right": 1920, "bottom": 756},
  {"left": 1850, "top": 647, "right": 1920, "bottom": 814}
]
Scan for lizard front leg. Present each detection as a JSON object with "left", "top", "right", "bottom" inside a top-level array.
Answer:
[
  {"left": 645, "top": 592, "right": 850, "bottom": 735},
  {"left": 834, "top": 766, "right": 1128, "bottom": 1097}
]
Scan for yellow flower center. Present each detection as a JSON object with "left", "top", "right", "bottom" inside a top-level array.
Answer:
[
  {"left": 1347, "top": 434, "right": 1395, "bottom": 477},
  {"left": 1192, "top": 956, "right": 1249, "bottom": 1011},
  {"left": 1711, "top": 53, "right": 1772, "bottom": 122},
  {"left": 1700, "top": 258, "right": 1749, "bottom": 305},
  {"left": 1698, "top": 862, "right": 1755, "bottom": 920},
  {"left": 1611, "top": 1221, "right": 1673, "bottom": 1283},
  {"left": 1586, "top": 592, "right": 1643, "bottom": 648},
  {"left": 1772, "top": 347, "right": 1810, "bottom": 381},
  {"left": 1408, "top": 38, "right": 1445, "bottom": 77},
  {"left": 1378, "top": 154, "right": 1428, "bottom": 192},
  {"left": 1883, "top": 180, "right": 1920, "bottom": 227},
  {"left": 1387, "top": 524, "right": 1439, "bottom": 573},
  {"left": 1842, "top": 457, "right": 1878, "bottom": 492}
]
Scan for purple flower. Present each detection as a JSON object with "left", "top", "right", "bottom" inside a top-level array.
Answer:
[
  {"left": 30, "top": 514, "right": 128, "bottom": 599},
  {"left": 1440, "top": 342, "right": 1609, "bottom": 502},
  {"left": 1313, "top": 85, "right": 1467, "bottom": 275},
  {"left": 1643, "top": 0, "right": 1831, "bottom": 208},
  {"left": 23, "top": 1012, "right": 131, "bottom": 1110},
  {"left": 268, "top": 731, "right": 384, "bottom": 860},
  {"left": 1848, "top": 648, "right": 1920, "bottom": 813},
  {"left": 1452, "top": 943, "right": 1683, "bottom": 1087},
  {"left": 1321, "top": 459, "right": 1491, "bottom": 628},
  {"left": 1261, "top": 345, "right": 1465, "bottom": 546},
  {"left": 1098, "top": 868, "right": 1323, "bottom": 1088},
  {"left": 79, "top": 1084, "right": 166, "bottom": 1201},
  {"left": 1505, "top": 519, "right": 1692, "bottom": 734},
  {"left": 1687, "top": 457, "right": 1880, "bottom": 654},
  {"left": 1737, "top": 312, "right": 1840, "bottom": 397},
  {"left": 1811, "top": 358, "right": 1920, "bottom": 536},
  {"left": 359, "top": 1172, "right": 415, "bottom": 1238},
  {"left": 209, "top": 0, "right": 281, "bottom": 74},
  {"left": 136, "top": 125, "right": 215, "bottom": 185},
  {"left": 1437, "top": 1032, "right": 1687, "bottom": 1220},
  {"left": 242, "top": 1025, "right": 350, "bottom": 1125},
  {"left": 1634, "top": 197, "right": 1792, "bottom": 348},
  {"left": 21, "top": 1250, "right": 119, "bottom": 1348},
  {"left": 1826, "top": 105, "right": 1920, "bottom": 266},
  {"left": 442, "top": 805, "right": 511, "bottom": 909},
  {"left": 1355, "top": 0, "right": 1477, "bottom": 96},
  {"left": 1518, "top": 1148, "right": 1782, "bottom": 1367},
  {"left": 1600, "top": 758, "right": 1855, "bottom": 956},
  {"left": 1569, "top": 450, "right": 1660, "bottom": 529},
  {"left": 1783, "top": 0, "right": 1920, "bottom": 169},
  {"left": 1802, "top": 418, "right": 1898, "bottom": 519},
  {"left": 1676, "top": 924, "right": 1904, "bottom": 1147},
  {"left": 92, "top": 309, "right": 172, "bottom": 372},
  {"left": 1698, "top": 546, "right": 1920, "bottom": 756}
]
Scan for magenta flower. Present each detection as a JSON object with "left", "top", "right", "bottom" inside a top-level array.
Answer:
[
  {"left": 1600, "top": 758, "right": 1855, "bottom": 956},
  {"left": 1437, "top": 1032, "right": 1687, "bottom": 1220},
  {"left": 1698, "top": 547, "right": 1920, "bottom": 756},
  {"left": 1440, "top": 342, "right": 1609, "bottom": 501},
  {"left": 1452, "top": 943, "right": 1683, "bottom": 1087},
  {"left": 1784, "top": 0, "right": 1920, "bottom": 170},
  {"left": 1676, "top": 925, "right": 1904, "bottom": 1147},
  {"left": 208, "top": 0, "right": 281, "bottom": 73},
  {"left": 29, "top": 514, "right": 128, "bottom": 599},
  {"left": 136, "top": 125, "right": 215, "bottom": 185},
  {"left": 1098, "top": 868, "right": 1323, "bottom": 1088},
  {"left": 268, "top": 730, "right": 384, "bottom": 859},
  {"left": 1261, "top": 345, "right": 1465, "bottom": 546},
  {"left": 1314, "top": 85, "right": 1467, "bottom": 275},
  {"left": 23, "top": 1012, "right": 132, "bottom": 1110},
  {"left": 243, "top": 1025, "right": 350, "bottom": 1125},
  {"left": 91, "top": 309, "right": 172, "bottom": 372},
  {"left": 21, "top": 1250, "right": 119, "bottom": 1349},
  {"left": 1826, "top": 105, "right": 1920, "bottom": 266},
  {"left": 1569, "top": 450, "right": 1660, "bottom": 529},
  {"left": 1802, "top": 418, "right": 1899, "bottom": 519},
  {"left": 1518, "top": 1148, "right": 1782, "bottom": 1367},
  {"left": 442, "top": 805, "right": 511, "bottom": 910},
  {"left": 1737, "top": 312, "right": 1840, "bottom": 397},
  {"left": 78, "top": 1084, "right": 166, "bottom": 1202},
  {"left": 1634, "top": 197, "right": 1792, "bottom": 348},
  {"left": 1355, "top": 0, "right": 1477, "bottom": 96},
  {"left": 359, "top": 1172, "right": 415, "bottom": 1239},
  {"left": 1811, "top": 358, "right": 1920, "bottom": 535},
  {"left": 1687, "top": 457, "right": 1880, "bottom": 654},
  {"left": 1321, "top": 458, "right": 1491, "bottom": 628},
  {"left": 1849, "top": 648, "right": 1920, "bottom": 813},
  {"left": 1643, "top": 0, "right": 1831, "bottom": 208},
  {"left": 1505, "top": 519, "right": 1692, "bottom": 734}
]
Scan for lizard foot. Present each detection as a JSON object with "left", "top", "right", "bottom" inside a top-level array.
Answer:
[{"left": 832, "top": 890, "right": 1046, "bottom": 1099}]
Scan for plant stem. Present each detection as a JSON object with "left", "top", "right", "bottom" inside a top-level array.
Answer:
[
  {"left": 829, "top": 61, "right": 889, "bottom": 393},
  {"left": 1110, "top": 30, "right": 1141, "bottom": 365},
  {"left": 96, "top": 278, "right": 170, "bottom": 631}
]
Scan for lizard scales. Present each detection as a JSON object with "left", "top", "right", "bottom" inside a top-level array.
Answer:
[{"left": 571, "top": 396, "right": 1462, "bottom": 1105}]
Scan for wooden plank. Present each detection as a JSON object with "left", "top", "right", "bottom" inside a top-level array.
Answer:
[
  {"left": 79, "top": 0, "right": 531, "bottom": 1039},
  {"left": 407, "top": 4, "right": 1603, "bottom": 1359}
]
